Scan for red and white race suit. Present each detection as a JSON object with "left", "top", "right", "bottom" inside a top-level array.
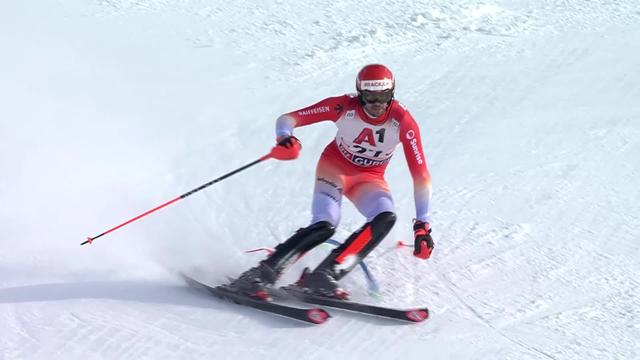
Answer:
[{"left": 276, "top": 94, "right": 432, "bottom": 226}]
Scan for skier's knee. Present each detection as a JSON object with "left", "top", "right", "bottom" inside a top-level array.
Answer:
[
  {"left": 303, "top": 221, "right": 336, "bottom": 237},
  {"left": 313, "top": 212, "right": 396, "bottom": 281},
  {"left": 370, "top": 211, "right": 396, "bottom": 232},
  {"left": 311, "top": 212, "right": 340, "bottom": 227},
  {"left": 264, "top": 221, "right": 335, "bottom": 272}
]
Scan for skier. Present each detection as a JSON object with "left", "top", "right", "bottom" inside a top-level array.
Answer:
[{"left": 231, "top": 64, "right": 434, "bottom": 300}]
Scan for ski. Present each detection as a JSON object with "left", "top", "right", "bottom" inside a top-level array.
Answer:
[
  {"left": 276, "top": 285, "right": 429, "bottom": 323},
  {"left": 182, "top": 275, "right": 330, "bottom": 325}
]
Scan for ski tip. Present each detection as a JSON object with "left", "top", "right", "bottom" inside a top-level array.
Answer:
[
  {"left": 405, "top": 309, "right": 429, "bottom": 322},
  {"left": 306, "top": 308, "right": 331, "bottom": 324}
]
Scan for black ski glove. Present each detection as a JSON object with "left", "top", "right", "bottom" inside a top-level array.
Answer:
[
  {"left": 413, "top": 220, "right": 434, "bottom": 259},
  {"left": 270, "top": 135, "right": 301, "bottom": 160},
  {"left": 277, "top": 135, "right": 301, "bottom": 149}
]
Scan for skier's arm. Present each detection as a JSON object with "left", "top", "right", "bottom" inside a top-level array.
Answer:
[
  {"left": 399, "top": 113, "right": 432, "bottom": 224},
  {"left": 276, "top": 96, "right": 343, "bottom": 139}
]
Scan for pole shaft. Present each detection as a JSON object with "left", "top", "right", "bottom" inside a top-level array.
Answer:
[{"left": 82, "top": 155, "right": 270, "bottom": 246}]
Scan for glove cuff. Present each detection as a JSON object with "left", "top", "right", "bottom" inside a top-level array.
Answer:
[
  {"left": 270, "top": 136, "right": 301, "bottom": 160},
  {"left": 276, "top": 135, "right": 301, "bottom": 146},
  {"left": 413, "top": 220, "right": 431, "bottom": 233}
]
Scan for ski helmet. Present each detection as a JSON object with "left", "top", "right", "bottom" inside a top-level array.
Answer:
[{"left": 356, "top": 64, "right": 395, "bottom": 105}]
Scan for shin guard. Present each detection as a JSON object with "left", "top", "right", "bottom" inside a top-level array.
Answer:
[
  {"left": 312, "top": 212, "right": 396, "bottom": 280},
  {"left": 262, "top": 221, "right": 336, "bottom": 276}
]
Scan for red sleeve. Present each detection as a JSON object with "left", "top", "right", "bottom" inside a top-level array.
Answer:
[
  {"left": 399, "top": 109, "right": 433, "bottom": 223},
  {"left": 276, "top": 95, "right": 347, "bottom": 139},
  {"left": 284, "top": 95, "right": 346, "bottom": 127},
  {"left": 400, "top": 112, "right": 429, "bottom": 179}
]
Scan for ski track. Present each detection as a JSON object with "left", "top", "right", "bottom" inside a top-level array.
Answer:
[{"left": 2, "top": 0, "right": 640, "bottom": 359}]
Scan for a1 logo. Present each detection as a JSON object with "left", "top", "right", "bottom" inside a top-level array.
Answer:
[{"left": 353, "top": 128, "right": 386, "bottom": 146}]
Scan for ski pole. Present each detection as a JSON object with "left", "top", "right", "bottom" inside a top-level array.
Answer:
[
  {"left": 82, "top": 152, "right": 274, "bottom": 246},
  {"left": 396, "top": 240, "right": 414, "bottom": 249}
]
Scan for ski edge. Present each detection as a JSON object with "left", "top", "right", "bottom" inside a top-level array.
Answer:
[
  {"left": 275, "top": 286, "right": 430, "bottom": 323},
  {"left": 181, "top": 274, "right": 331, "bottom": 325}
]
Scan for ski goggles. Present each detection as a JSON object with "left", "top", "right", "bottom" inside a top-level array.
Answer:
[{"left": 360, "top": 90, "right": 394, "bottom": 104}]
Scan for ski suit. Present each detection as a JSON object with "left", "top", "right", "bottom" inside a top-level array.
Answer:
[{"left": 276, "top": 94, "right": 432, "bottom": 226}]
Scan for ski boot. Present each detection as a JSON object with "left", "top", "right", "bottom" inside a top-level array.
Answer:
[
  {"left": 229, "top": 221, "right": 336, "bottom": 300},
  {"left": 228, "top": 261, "right": 278, "bottom": 301},
  {"left": 299, "top": 211, "right": 397, "bottom": 300},
  {"left": 296, "top": 267, "right": 349, "bottom": 300}
]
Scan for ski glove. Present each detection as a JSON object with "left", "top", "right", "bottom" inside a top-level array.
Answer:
[
  {"left": 270, "top": 135, "right": 301, "bottom": 160},
  {"left": 413, "top": 220, "right": 434, "bottom": 259}
]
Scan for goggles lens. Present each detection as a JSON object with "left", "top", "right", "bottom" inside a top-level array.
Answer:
[{"left": 361, "top": 90, "right": 393, "bottom": 104}]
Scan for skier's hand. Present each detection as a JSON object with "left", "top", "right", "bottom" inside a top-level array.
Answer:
[
  {"left": 413, "top": 220, "right": 434, "bottom": 259},
  {"left": 269, "top": 135, "right": 302, "bottom": 160}
]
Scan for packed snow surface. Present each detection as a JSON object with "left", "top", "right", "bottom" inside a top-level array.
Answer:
[{"left": 1, "top": 1, "right": 639, "bottom": 359}]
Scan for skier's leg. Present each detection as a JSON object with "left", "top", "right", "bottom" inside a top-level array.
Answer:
[
  {"left": 324, "top": 175, "right": 395, "bottom": 279},
  {"left": 261, "top": 167, "right": 343, "bottom": 265},
  {"left": 229, "top": 220, "right": 336, "bottom": 298},
  {"left": 302, "top": 211, "right": 396, "bottom": 298},
  {"left": 264, "top": 160, "right": 345, "bottom": 268},
  {"left": 261, "top": 221, "right": 336, "bottom": 277},
  {"left": 230, "top": 159, "right": 343, "bottom": 297},
  {"left": 349, "top": 184, "right": 395, "bottom": 222},
  {"left": 310, "top": 158, "right": 346, "bottom": 226},
  {"left": 301, "top": 177, "right": 396, "bottom": 298},
  {"left": 309, "top": 177, "right": 343, "bottom": 226}
]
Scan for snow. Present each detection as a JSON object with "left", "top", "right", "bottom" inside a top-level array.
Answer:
[{"left": 1, "top": 0, "right": 639, "bottom": 359}]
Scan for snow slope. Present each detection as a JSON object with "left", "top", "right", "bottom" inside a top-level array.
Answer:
[{"left": 1, "top": 1, "right": 639, "bottom": 359}]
